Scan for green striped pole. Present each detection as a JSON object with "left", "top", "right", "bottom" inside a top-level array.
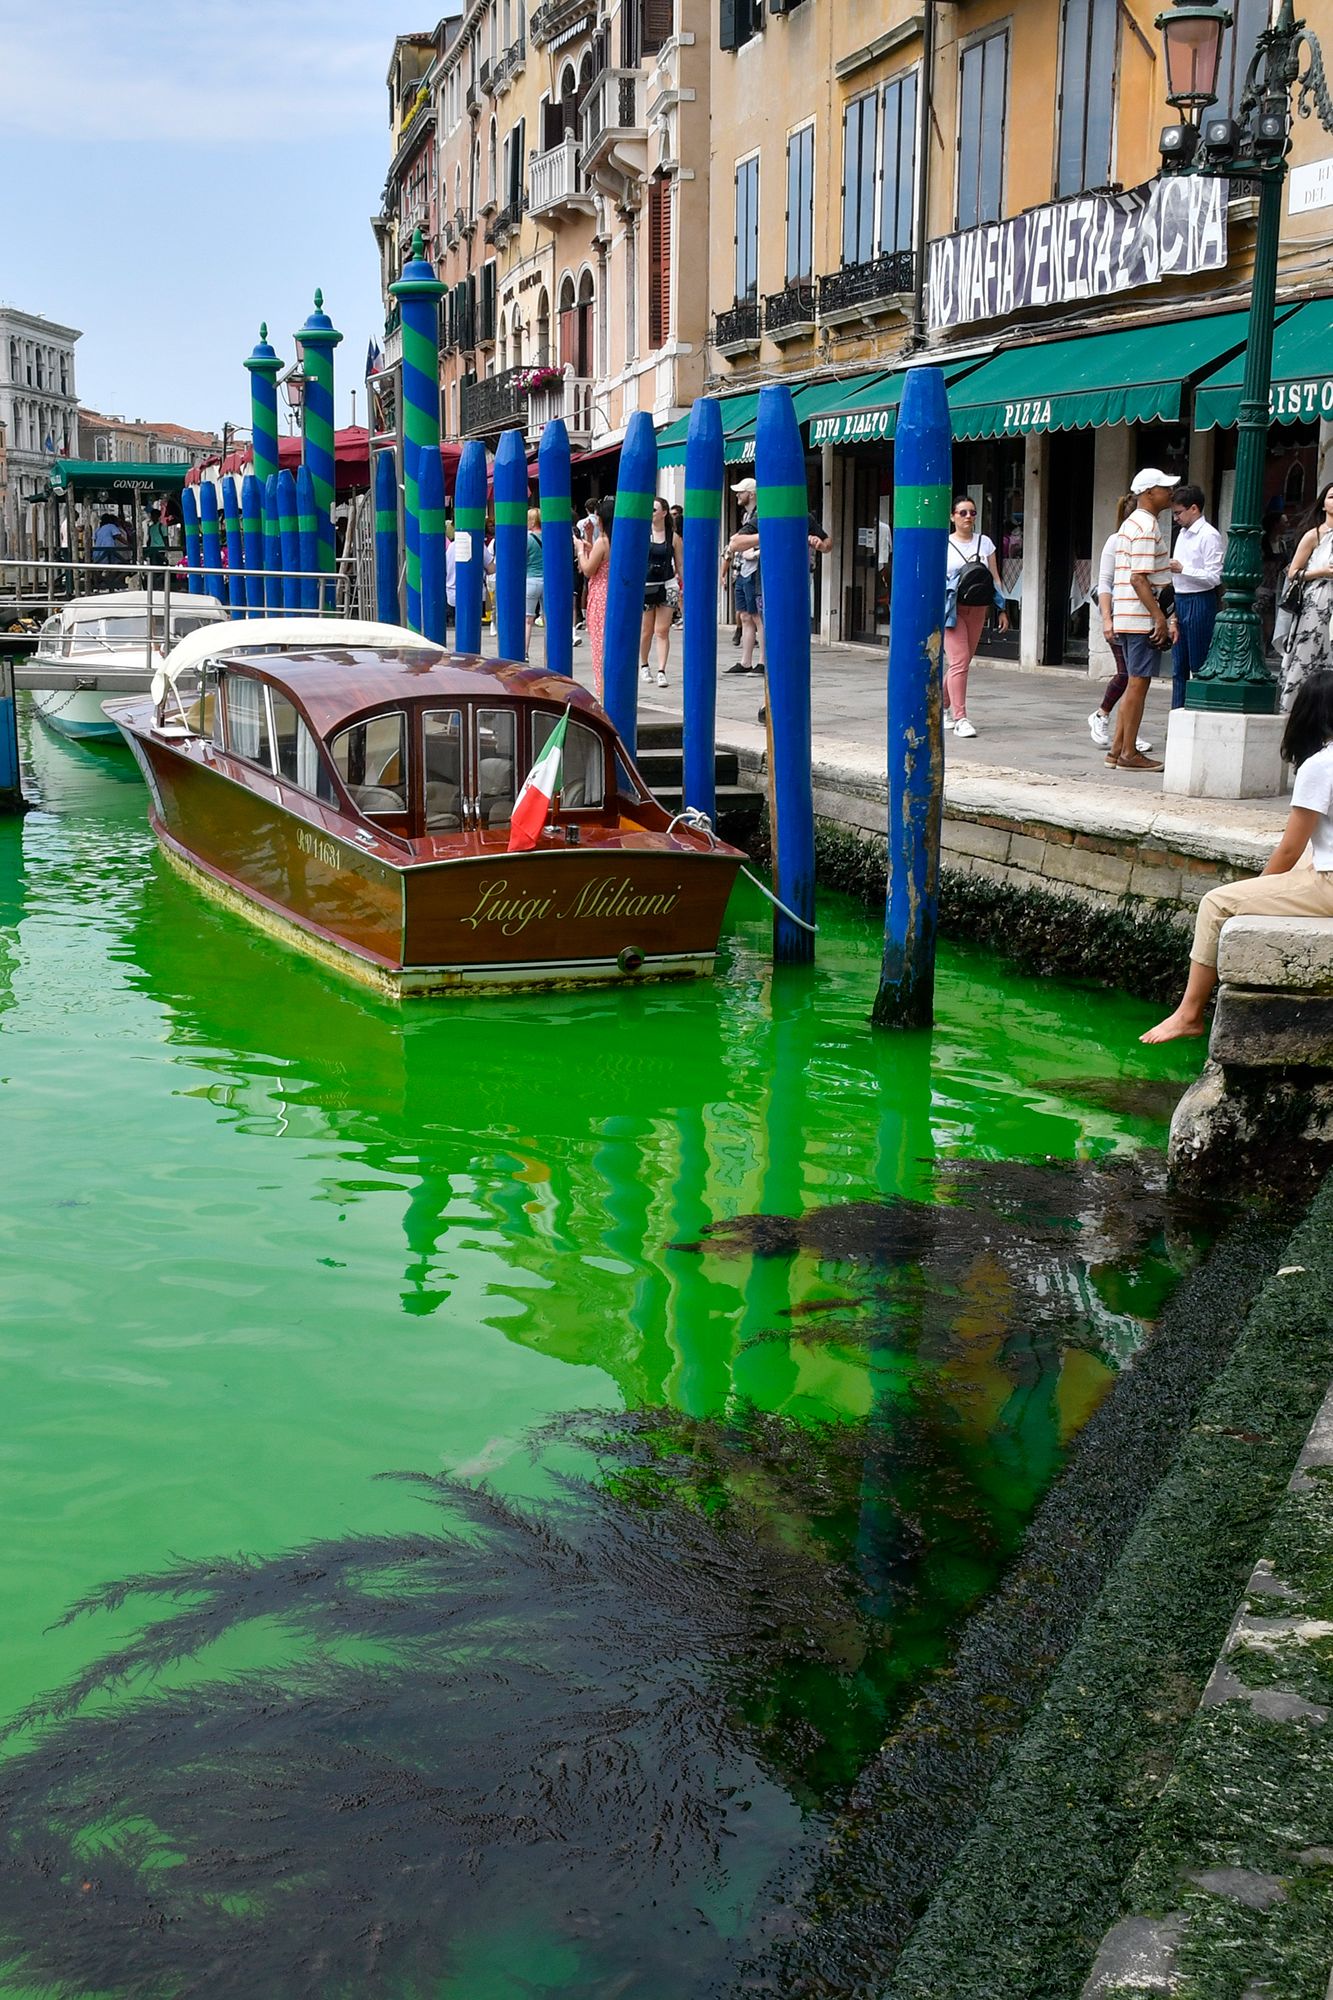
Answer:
[
  {"left": 389, "top": 230, "right": 445, "bottom": 632},
  {"left": 296, "top": 290, "right": 343, "bottom": 578},
  {"left": 243, "top": 324, "right": 281, "bottom": 490},
  {"left": 682, "top": 397, "right": 724, "bottom": 818}
]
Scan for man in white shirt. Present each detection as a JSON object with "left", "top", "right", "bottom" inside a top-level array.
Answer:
[{"left": 1169, "top": 483, "right": 1225, "bottom": 711}]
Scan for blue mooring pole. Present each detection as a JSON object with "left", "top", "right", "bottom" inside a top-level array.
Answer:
[
  {"left": 538, "top": 419, "right": 573, "bottom": 678},
  {"left": 262, "top": 474, "right": 281, "bottom": 615},
  {"left": 0, "top": 658, "right": 20, "bottom": 811},
  {"left": 872, "top": 365, "right": 952, "bottom": 1030},
  {"left": 199, "top": 482, "right": 224, "bottom": 603},
  {"left": 682, "top": 396, "right": 723, "bottom": 821},
  {"left": 277, "top": 468, "right": 300, "bottom": 615},
  {"left": 181, "top": 485, "right": 202, "bottom": 595},
  {"left": 374, "top": 449, "right": 400, "bottom": 625},
  {"left": 221, "top": 477, "right": 245, "bottom": 619},
  {"left": 418, "top": 441, "right": 448, "bottom": 645},
  {"left": 492, "top": 427, "right": 528, "bottom": 663},
  {"left": 241, "top": 474, "right": 264, "bottom": 617},
  {"left": 603, "top": 409, "right": 657, "bottom": 757},
  {"left": 453, "top": 439, "right": 488, "bottom": 656},
  {"left": 754, "top": 384, "right": 816, "bottom": 964},
  {"left": 295, "top": 465, "right": 319, "bottom": 613}
]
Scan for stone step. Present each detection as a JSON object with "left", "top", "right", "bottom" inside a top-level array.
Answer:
[
  {"left": 635, "top": 719, "right": 684, "bottom": 750},
  {"left": 637, "top": 746, "right": 740, "bottom": 789}
]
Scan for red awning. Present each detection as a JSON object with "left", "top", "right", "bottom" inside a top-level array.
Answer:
[{"left": 187, "top": 427, "right": 372, "bottom": 496}]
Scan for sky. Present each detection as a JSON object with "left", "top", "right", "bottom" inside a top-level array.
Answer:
[{"left": 0, "top": 0, "right": 401, "bottom": 438}]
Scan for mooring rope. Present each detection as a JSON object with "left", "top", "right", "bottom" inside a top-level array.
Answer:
[{"left": 665, "top": 807, "right": 818, "bottom": 936}]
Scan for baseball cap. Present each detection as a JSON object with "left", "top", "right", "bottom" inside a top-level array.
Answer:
[
  {"left": 1130, "top": 467, "right": 1174, "bottom": 495},
  {"left": 730, "top": 476, "right": 756, "bottom": 496}
]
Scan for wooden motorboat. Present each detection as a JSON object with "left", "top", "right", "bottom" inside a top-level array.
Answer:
[{"left": 105, "top": 619, "right": 746, "bottom": 996}]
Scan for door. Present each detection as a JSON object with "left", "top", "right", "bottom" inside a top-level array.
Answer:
[
  {"left": 952, "top": 438, "right": 1023, "bottom": 660},
  {"left": 843, "top": 446, "right": 893, "bottom": 644},
  {"left": 1042, "top": 430, "right": 1094, "bottom": 667}
]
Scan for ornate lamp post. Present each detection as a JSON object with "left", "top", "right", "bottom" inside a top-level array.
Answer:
[{"left": 1156, "top": 0, "right": 1333, "bottom": 717}]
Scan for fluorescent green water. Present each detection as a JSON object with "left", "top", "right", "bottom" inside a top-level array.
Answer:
[{"left": 0, "top": 714, "right": 1205, "bottom": 1999}]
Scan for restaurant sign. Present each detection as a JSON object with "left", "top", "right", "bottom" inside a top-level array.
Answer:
[{"left": 927, "top": 177, "right": 1227, "bottom": 332}]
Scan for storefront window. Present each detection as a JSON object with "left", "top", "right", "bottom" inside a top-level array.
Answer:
[{"left": 952, "top": 438, "right": 1023, "bottom": 660}]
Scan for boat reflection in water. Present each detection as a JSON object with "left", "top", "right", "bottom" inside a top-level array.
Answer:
[{"left": 106, "top": 618, "right": 745, "bottom": 997}]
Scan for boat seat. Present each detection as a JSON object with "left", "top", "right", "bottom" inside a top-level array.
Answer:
[
  {"left": 477, "top": 755, "right": 514, "bottom": 830},
  {"left": 353, "top": 784, "right": 405, "bottom": 813},
  {"left": 425, "top": 781, "right": 461, "bottom": 831},
  {"left": 487, "top": 804, "right": 512, "bottom": 828}
]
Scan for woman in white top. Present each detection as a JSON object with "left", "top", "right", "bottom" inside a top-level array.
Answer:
[
  {"left": 1142, "top": 669, "right": 1333, "bottom": 1041},
  {"left": 1280, "top": 481, "right": 1333, "bottom": 710},
  {"left": 943, "top": 495, "right": 1008, "bottom": 738}
]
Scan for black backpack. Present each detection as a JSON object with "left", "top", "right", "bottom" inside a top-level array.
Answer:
[{"left": 950, "top": 538, "right": 994, "bottom": 606}]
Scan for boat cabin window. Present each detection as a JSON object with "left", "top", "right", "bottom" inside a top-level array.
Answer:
[
  {"left": 423, "top": 708, "right": 464, "bottom": 830},
  {"left": 268, "top": 688, "right": 336, "bottom": 802},
  {"left": 329, "top": 710, "right": 408, "bottom": 818},
  {"left": 477, "top": 706, "right": 516, "bottom": 828},
  {"left": 224, "top": 673, "right": 272, "bottom": 767},
  {"left": 532, "top": 712, "right": 605, "bottom": 808}
]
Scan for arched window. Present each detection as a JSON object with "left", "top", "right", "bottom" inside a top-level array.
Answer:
[
  {"left": 8, "top": 340, "right": 18, "bottom": 384},
  {"left": 35, "top": 350, "right": 44, "bottom": 389},
  {"left": 454, "top": 163, "right": 462, "bottom": 216},
  {"left": 488, "top": 117, "right": 498, "bottom": 203},
  {"left": 470, "top": 137, "right": 480, "bottom": 214},
  {"left": 536, "top": 288, "right": 551, "bottom": 366},
  {"left": 511, "top": 307, "right": 524, "bottom": 370},
  {"left": 559, "top": 62, "right": 579, "bottom": 141},
  {"left": 499, "top": 317, "right": 508, "bottom": 371}
]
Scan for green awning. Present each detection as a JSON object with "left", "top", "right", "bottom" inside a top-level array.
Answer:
[
  {"left": 1193, "top": 300, "right": 1328, "bottom": 430},
  {"left": 944, "top": 311, "right": 1251, "bottom": 441},
  {"left": 47, "top": 459, "right": 190, "bottom": 497},
  {"left": 808, "top": 360, "right": 985, "bottom": 446},
  {"left": 657, "top": 374, "right": 888, "bottom": 465}
]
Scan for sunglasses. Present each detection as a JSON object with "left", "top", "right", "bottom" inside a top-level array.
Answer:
[{"left": 954, "top": 507, "right": 977, "bottom": 516}]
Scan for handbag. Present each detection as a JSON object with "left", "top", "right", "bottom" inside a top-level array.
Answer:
[{"left": 1280, "top": 574, "right": 1306, "bottom": 616}]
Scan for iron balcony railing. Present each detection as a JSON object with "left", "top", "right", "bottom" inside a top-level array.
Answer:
[
  {"left": 819, "top": 249, "right": 915, "bottom": 319},
  {"left": 460, "top": 365, "right": 530, "bottom": 436},
  {"left": 531, "top": 0, "right": 594, "bottom": 48},
  {"left": 764, "top": 284, "right": 817, "bottom": 335},
  {"left": 579, "top": 66, "right": 646, "bottom": 169},
  {"left": 713, "top": 300, "right": 761, "bottom": 350}
]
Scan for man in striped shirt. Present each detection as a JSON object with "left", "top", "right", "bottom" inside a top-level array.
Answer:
[{"left": 1109, "top": 468, "right": 1176, "bottom": 772}]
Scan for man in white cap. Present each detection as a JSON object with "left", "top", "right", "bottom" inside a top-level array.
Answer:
[
  {"left": 722, "top": 475, "right": 764, "bottom": 675},
  {"left": 1108, "top": 468, "right": 1176, "bottom": 772}
]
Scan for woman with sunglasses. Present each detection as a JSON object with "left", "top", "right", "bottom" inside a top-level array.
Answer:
[{"left": 944, "top": 496, "right": 1008, "bottom": 738}]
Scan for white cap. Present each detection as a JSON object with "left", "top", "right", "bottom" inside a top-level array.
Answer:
[
  {"left": 730, "top": 476, "right": 756, "bottom": 496},
  {"left": 1131, "top": 467, "right": 1174, "bottom": 495}
]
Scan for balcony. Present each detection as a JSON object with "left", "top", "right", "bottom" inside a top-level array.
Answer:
[
  {"left": 713, "top": 300, "right": 761, "bottom": 356},
  {"left": 496, "top": 35, "right": 526, "bottom": 91},
  {"left": 466, "top": 79, "right": 480, "bottom": 115},
  {"left": 531, "top": 0, "right": 595, "bottom": 49},
  {"left": 479, "top": 57, "right": 492, "bottom": 93},
  {"left": 818, "top": 249, "right": 914, "bottom": 326},
  {"left": 764, "top": 284, "right": 817, "bottom": 341},
  {"left": 525, "top": 367, "right": 596, "bottom": 446},
  {"left": 579, "top": 67, "right": 648, "bottom": 192},
  {"left": 460, "top": 365, "right": 530, "bottom": 437},
  {"left": 528, "top": 134, "right": 595, "bottom": 219},
  {"left": 485, "top": 195, "right": 525, "bottom": 246}
]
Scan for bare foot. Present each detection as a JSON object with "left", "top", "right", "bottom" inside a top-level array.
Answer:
[{"left": 1140, "top": 1009, "right": 1206, "bottom": 1044}]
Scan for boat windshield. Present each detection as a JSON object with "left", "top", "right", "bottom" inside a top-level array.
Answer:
[
  {"left": 328, "top": 711, "right": 408, "bottom": 819},
  {"left": 69, "top": 611, "right": 221, "bottom": 649},
  {"left": 532, "top": 712, "right": 606, "bottom": 809}
]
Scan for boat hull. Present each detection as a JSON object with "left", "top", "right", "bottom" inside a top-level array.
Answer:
[{"left": 29, "top": 688, "right": 122, "bottom": 740}]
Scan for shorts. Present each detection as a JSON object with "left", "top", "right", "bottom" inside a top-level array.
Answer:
[
  {"left": 644, "top": 583, "right": 668, "bottom": 610},
  {"left": 525, "top": 578, "right": 543, "bottom": 617},
  {"left": 734, "top": 571, "right": 760, "bottom": 616},
  {"left": 1119, "top": 632, "right": 1164, "bottom": 680}
]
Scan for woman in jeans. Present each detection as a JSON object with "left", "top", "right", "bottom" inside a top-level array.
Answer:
[
  {"left": 943, "top": 496, "right": 1007, "bottom": 737},
  {"left": 1087, "top": 493, "right": 1152, "bottom": 755}
]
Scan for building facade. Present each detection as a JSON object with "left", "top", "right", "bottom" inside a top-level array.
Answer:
[
  {"left": 77, "top": 410, "right": 216, "bottom": 466},
  {"left": 0, "top": 307, "right": 80, "bottom": 559},
  {"left": 705, "top": 0, "right": 1333, "bottom": 662}
]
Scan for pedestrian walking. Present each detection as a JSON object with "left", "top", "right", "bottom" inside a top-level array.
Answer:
[
  {"left": 639, "top": 495, "right": 682, "bottom": 689},
  {"left": 1279, "top": 481, "right": 1333, "bottom": 711},
  {"left": 575, "top": 495, "right": 613, "bottom": 701},
  {"left": 1088, "top": 494, "right": 1153, "bottom": 754},
  {"left": 722, "top": 475, "right": 763, "bottom": 675},
  {"left": 1168, "top": 483, "right": 1224, "bottom": 709},
  {"left": 1142, "top": 670, "right": 1333, "bottom": 1042},
  {"left": 524, "top": 506, "right": 544, "bottom": 658},
  {"left": 1108, "top": 468, "right": 1175, "bottom": 771},
  {"left": 943, "top": 495, "right": 1008, "bottom": 738}
]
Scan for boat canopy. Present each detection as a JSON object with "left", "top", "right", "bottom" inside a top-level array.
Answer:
[{"left": 47, "top": 460, "right": 191, "bottom": 498}]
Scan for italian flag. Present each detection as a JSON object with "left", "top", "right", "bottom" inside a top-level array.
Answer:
[{"left": 507, "top": 708, "right": 569, "bottom": 852}]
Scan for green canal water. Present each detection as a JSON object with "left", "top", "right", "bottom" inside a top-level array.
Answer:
[{"left": 0, "top": 715, "right": 1207, "bottom": 2000}]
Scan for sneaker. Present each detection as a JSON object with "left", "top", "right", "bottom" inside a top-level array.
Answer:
[
  {"left": 757, "top": 704, "right": 768, "bottom": 724},
  {"left": 1136, "top": 735, "right": 1153, "bottom": 754},
  {"left": 656, "top": 670, "right": 668, "bottom": 688},
  {"left": 1117, "top": 751, "right": 1164, "bottom": 771},
  {"left": 1088, "top": 709, "right": 1110, "bottom": 748},
  {"left": 640, "top": 664, "right": 652, "bottom": 683},
  {"left": 953, "top": 718, "right": 977, "bottom": 739},
  {"left": 725, "top": 661, "right": 753, "bottom": 674}
]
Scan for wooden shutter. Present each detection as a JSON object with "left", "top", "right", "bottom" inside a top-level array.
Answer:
[
  {"left": 719, "top": 0, "right": 738, "bottom": 51},
  {"left": 560, "top": 307, "right": 577, "bottom": 367},
  {"left": 648, "top": 173, "right": 671, "bottom": 349},
  {"left": 621, "top": 0, "right": 640, "bottom": 67},
  {"left": 643, "top": 0, "right": 673, "bottom": 53}
]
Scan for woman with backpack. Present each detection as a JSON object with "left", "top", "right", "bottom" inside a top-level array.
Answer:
[{"left": 944, "top": 495, "right": 1008, "bottom": 738}]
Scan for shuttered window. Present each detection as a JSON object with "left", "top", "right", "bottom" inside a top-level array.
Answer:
[
  {"left": 480, "top": 262, "right": 497, "bottom": 344},
  {"left": 734, "top": 155, "right": 759, "bottom": 303},
  {"left": 642, "top": 0, "right": 673, "bottom": 54},
  {"left": 841, "top": 92, "right": 878, "bottom": 266},
  {"left": 648, "top": 172, "right": 671, "bottom": 348},
  {"left": 880, "top": 70, "right": 917, "bottom": 254},
  {"left": 1056, "top": 0, "right": 1117, "bottom": 195},
  {"left": 785, "top": 123, "right": 814, "bottom": 283},
  {"left": 719, "top": 0, "right": 760, "bottom": 52},
  {"left": 956, "top": 28, "right": 1009, "bottom": 228}
]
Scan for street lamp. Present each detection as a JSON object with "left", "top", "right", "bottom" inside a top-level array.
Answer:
[
  {"left": 281, "top": 362, "right": 307, "bottom": 432},
  {"left": 1156, "top": 0, "right": 1333, "bottom": 718}
]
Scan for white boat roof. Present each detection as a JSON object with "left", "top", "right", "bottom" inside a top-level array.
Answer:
[
  {"left": 163, "top": 616, "right": 439, "bottom": 685},
  {"left": 58, "top": 591, "right": 228, "bottom": 620}
]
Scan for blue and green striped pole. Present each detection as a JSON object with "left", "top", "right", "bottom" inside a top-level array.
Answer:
[
  {"left": 872, "top": 365, "right": 952, "bottom": 1029},
  {"left": 418, "top": 440, "right": 448, "bottom": 644},
  {"left": 754, "top": 383, "right": 815, "bottom": 963},
  {"left": 181, "top": 484, "right": 202, "bottom": 595},
  {"left": 295, "top": 464, "right": 319, "bottom": 612},
  {"left": 374, "top": 449, "right": 400, "bottom": 625},
  {"left": 199, "top": 481, "right": 224, "bottom": 602},
  {"left": 682, "top": 397, "right": 724, "bottom": 820},
  {"left": 221, "top": 476, "right": 245, "bottom": 619},
  {"left": 262, "top": 474, "right": 281, "bottom": 614},
  {"left": 604, "top": 410, "right": 657, "bottom": 756},
  {"left": 493, "top": 427, "right": 528, "bottom": 662},
  {"left": 389, "top": 230, "right": 445, "bottom": 632},
  {"left": 296, "top": 289, "right": 342, "bottom": 581},
  {"left": 241, "top": 473, "right": 264, "bottom": 617},
  {"left": 538, "top": 419, "right": 573, "bottom": 678},
  {"left": 453, "top": 439, "right": 488, "bottom": 655},
  {"left": 243, "top": 324, "right": 282, "bottom": 493},
  {"left": 277, "top": 467, "right": 300, "bottom": 615}
]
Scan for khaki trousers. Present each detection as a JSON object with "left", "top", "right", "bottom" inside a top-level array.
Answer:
[{"left": 1191, "top": 860, "right": 1333, "bottom": 967}]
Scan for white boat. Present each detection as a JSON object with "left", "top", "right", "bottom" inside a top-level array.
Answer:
[{"left": 27, "top": 591, "right": 229, "bottom": 741}]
